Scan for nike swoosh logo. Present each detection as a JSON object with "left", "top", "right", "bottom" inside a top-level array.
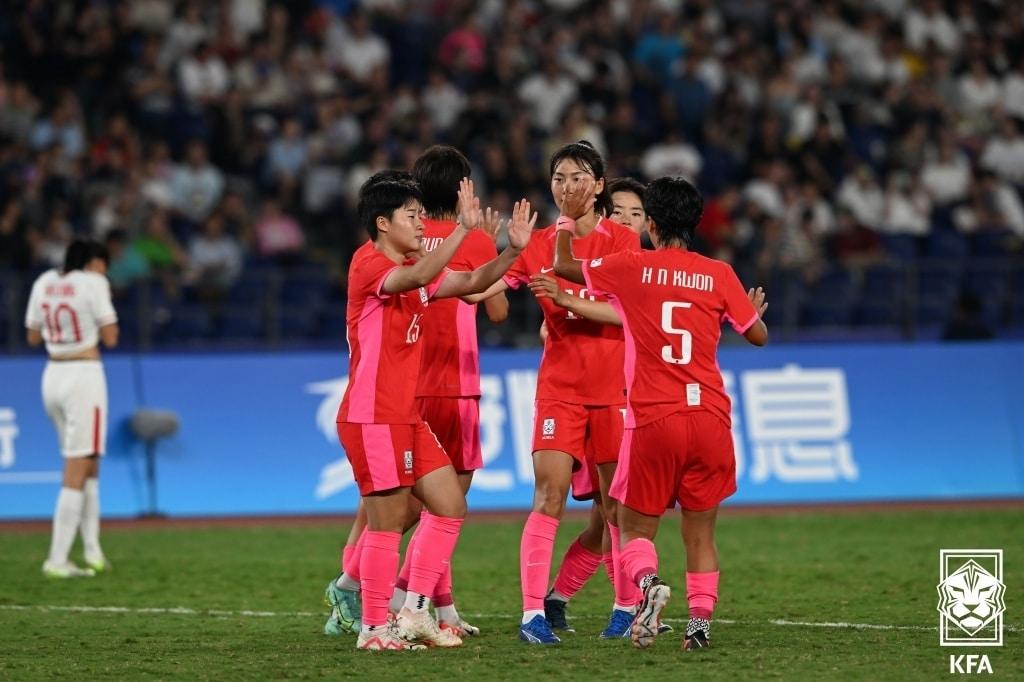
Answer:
[{"left": 540, "top": 267, "right": 554, "bottom": 274}]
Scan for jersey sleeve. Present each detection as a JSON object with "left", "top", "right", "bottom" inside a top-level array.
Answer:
[
  {"left": 617, "top": 226, "right": 642, "bottom": 253},
  {"left": 424, "top": 269, "right": 451, "bottom": 300},
  {"left": 356, "top": 251, "right": 402, "bottom": 300},
  {"left": 91, "top": 276, "right": 118, "bottom": 326},
  {"left": 501, "top": 244, "right": 531, "bottom": 290},
  {"left": 24, "top": 279, "right": 43, "bottom": 330},
  {"left": 720, "top": 263, "right": 759, "bottom": 333},
  {"left": 581, "top": 251, "right": 634, "bottom": 297}
]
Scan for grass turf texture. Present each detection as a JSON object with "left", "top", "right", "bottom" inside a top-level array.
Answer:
[{"left": 0, "top": 508, "right": 1020, "bottom": 680}]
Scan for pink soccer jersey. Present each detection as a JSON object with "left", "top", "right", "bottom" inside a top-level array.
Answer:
[
  {"left": 337, "top": 241, "right": 448, "bottom": 424},
  {"left": 503, "top": 218, "right": 639, "bottom": 406},
  {"left": 582, "top": 248, "right": 759, "bottom": 429},
  {"left": 415, "top": 218, "right": 498, "bottom": 398}
]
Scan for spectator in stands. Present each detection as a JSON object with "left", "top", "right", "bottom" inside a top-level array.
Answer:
[
  {"left": 253, "top": 197, "right": 305, "bottom": 264},
  {"left": 170, "top": 139, "right": 224, "bottom": 225},
  {"left": 0, "top": 200, "right": 32, "bottom": 272},
  {"left": 186, "top": 212, "right": 243, "bottom": 301},
  {"left": 105, "top": 228, "right": 150, "bottom": 292}
]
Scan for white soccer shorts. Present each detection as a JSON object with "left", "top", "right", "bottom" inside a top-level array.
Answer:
[{"left": 41, "top": 360, "right": 108, "bottom": 458}]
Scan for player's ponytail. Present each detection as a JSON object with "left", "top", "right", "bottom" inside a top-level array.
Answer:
[
  {"left": 549, "top": 140, "right": 612, "bottom": 218},
  {"left": 63, "top": 239, "right": 108, "bottom": 273}
]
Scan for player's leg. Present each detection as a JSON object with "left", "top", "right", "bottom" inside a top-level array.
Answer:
[
  {"left": 680, "top": 506, "right": 720, "bottom": 650},
  {"left": 325, "top": 502, "right": 367, "bottom": 635},
  {"left": 677, "top": 411, "right": 737, "bottom": 651},
  {"left": 44, "top": 456, "right": 94, "bottom": 577},
  {"left": 545, "top": 467, "right": 604, "bottom": 634},
  {"left": 390, "top": 496, "right": 425, "bottom": 613},
  {"left": 433, "top": 470, "right": 478, "bottom": 635},
  {"left": 613, "top": 418, "right": 681, "bottom": 649},
  {"left": 80, "top": 455, "right": 109, "bottom": 572},
  {"left": 395, "top": 422, "right": 466, "bottom": 647}
]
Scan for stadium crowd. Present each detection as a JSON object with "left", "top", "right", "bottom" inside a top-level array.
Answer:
[{"left": 1, "top": 0, "right": 1023, "bottom": 347}]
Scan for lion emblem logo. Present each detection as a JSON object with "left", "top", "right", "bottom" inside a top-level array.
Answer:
[{"left": 937, "top": 558, "right": 1006, "bottom": 637}]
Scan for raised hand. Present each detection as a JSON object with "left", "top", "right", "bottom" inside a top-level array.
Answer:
[
  {"left": 507, "top": 198, "right": 538, "bottom": 250},
  {"left": 457, "top": 177, "right": 483, "bottom": 230},
  {"left": 528, "top": 274, "right": 567, "bottom": 307},
  {"left": 481, "top": 206, "right": 503, "bottom": 243},
  {"left": 560, "top": 176, "right": 597, "bottom": 220},
  {"left": 747, "top": 286, "right": 768, "bottom": 316}
]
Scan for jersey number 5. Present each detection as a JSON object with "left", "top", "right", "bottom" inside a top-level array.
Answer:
[{"left": 661, "top": 301, "right": 692, "bottom": 365}]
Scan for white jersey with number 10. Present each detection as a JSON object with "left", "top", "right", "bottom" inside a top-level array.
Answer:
[{"left": 24, "top": 269, "right": 118, "bottom": 358}]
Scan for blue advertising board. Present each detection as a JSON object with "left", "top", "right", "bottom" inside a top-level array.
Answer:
[{"left": 1, "top": 343, "right": 1022, "bottom": 519}]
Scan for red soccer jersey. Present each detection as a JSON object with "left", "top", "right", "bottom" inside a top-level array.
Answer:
[
  {"left": 337, "top": 241, "right": 448, "bottom": 424},
  {"left": 503, "top": 218, "right": 640, "bottom": 405},
  {"left": 415, "top": 218, "right": 498, "bottom": 398},
  {"left": 582, "top": 248, "right": 759, "bottom": 428}
]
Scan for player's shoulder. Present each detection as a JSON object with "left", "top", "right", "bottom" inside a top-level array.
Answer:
[
  {"left": 598, "top": 217, "right": 641, "bottom": 244},
  {"left": 32, "top": 268, "right": 59, "bottom": 285},
  {"left": 422, "top": 217, "right": 456, "bottom": 239}
]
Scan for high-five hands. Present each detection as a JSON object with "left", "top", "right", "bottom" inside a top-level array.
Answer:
[
  {"left": 457, "top": 178, "right": 483, "bottom": 230},
  {"left": 507, "top": 199, "right": 538, "bottom": 251},
  {"left": 748, "top": 287, "right": 768, "bottom": 316}
]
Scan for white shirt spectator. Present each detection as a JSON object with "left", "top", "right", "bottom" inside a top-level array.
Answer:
[
  {"left": 743, "top": 179, "right": 785, "bottom": 218},
  {"left": 171, "top": 163, "right": 225, "bottom": 223},
  {"left": 981, "top": 131, "right": 1024, "bottom": 185},
  {"left": 881, "top": 185, "right": 931, "bottom": 236},
  {"left": 188, "top": 230, "right": 243, "bottom": 288},
  {"left": 422, "top": 78, "right": 467, "bottom": 132},
  {"left": 921, "top": 151, "right": 971, "bottom": 204},
  {"left": 326, "top": 19, "right": 390, "bottom": 82},
  {"left": 640, "top": 138, "right": 702, "bottom": 182},
  {"left": 179, "top": 54, "right": 230, "bottom": 103},
  {"left": 958, "top": 71, "right": 1001, "bottom": 114},
  {"left": 904, "top": 5, "right": 960, "bottom": 54},
  {"left": 837, "top": 174, "right": 884, "bottom": 230},
  {"left": 1003, "top": 69, "right": 1024, "bottom": 120},
  {"left": 518, "top": 71, "right": 578, "bottom": 132}
]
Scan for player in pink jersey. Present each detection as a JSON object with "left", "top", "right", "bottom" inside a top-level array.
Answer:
[
  {"left": 534, "top": 175, "right": 768, "bottom": 651},
  {"left": 336, "top": 176, "right": 536, "bottom": 651},
  {"left": 468, "top": 141, "right": 640, "bottom": 643},
  {"left": 25, "top": 240, "right": 118, "bottom": 578}
]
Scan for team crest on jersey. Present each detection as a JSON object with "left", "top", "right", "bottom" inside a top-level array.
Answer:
[
  {"left": 418, "top": 287, "right": 429, "bottom": 304},
  {"left": 403, "top": 450, "right": 414, "bottom": 473},
  {"left": 589, "top": 258, "right": 603, "bottom": 267},
  {"left": 542, "top": 418, "right": 555, "bottom": 438}
]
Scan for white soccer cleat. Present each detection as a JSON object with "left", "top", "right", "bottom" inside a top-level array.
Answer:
[
  {"left": 631, "top": 577, "right": 671, "bottom": 649},
  {"left": 356, "top": 624, "right": 427, "bottom": 651},
  {"left": 42, "top": 560, "right": 96, "bottom": 578},
  {"left": 396, "top": 609, "right": 463, "bottom": 648}
]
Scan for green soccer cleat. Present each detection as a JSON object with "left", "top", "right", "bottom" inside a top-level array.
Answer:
[
  {"left": 42, "top": 561, "right": 96, "bottom": 579},
  {"left": 324, "top": 579, "right": 361, "bottom": 635},
  {"left": 84, "top": 554, "right": 112, "bottom": 573}
]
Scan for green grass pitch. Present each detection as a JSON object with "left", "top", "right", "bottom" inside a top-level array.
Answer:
[{"left": 0, "top": 507, "right": 1020, "bottom": 680}]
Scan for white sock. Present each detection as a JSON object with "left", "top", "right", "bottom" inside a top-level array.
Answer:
[
  {"left": 80, "top": 478, "right": 102, "bottom": 560},
  {"left": 336, "top": 573, "right": 360, "bottom": 591},
  {"left": 522, "top": 609, "right": 545, "bottom": 625},
  {"left": 402, "top": 591, "right": 431, "bottom": 614},
  {"left": 436, "top": 604, "right": 459, "bottom": 624},
  {"left": 48, "top": 487, "right": 85, "bottom": 565},
  {"left": 389, "top": 587, "right": 407, "bottom": 613},
  {"left": 614, "top": 602, "right": 637, "bottom": 614}
]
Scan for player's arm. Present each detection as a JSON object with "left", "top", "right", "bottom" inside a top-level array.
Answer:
[
  {"left": 99, "top": 323, "right": 119, "bottom": 348},
  {"left": 528, "top": 274, "right": 622, "bottom": 326},
  {"left": 436, "top": 199, "right": 537, "bottom": 299},
  {"left": 483, "top": 292, "right": 509, "bottom": 323},
  {"left": 744, "top": 287, "right": 769, "bottom": 346},
  {"left": 24, "top": 281, "right": 44, "bottom": 347},
  {"left": 26, "top": 327, "right": 43, "bottom": 346}
]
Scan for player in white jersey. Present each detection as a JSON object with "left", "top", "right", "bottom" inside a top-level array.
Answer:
[{"left": 25, "top": 239, "right": 119, "bottom": 578}]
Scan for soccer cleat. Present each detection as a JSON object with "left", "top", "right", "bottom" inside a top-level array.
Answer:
[
  {"left": 631, "top": 576, "right": 671, "bottom": 649},
  {"left": 323, "top": 580, "right": 361, "bottom": 635},
  {"left": 599, "top": 608, "right": 636, "bottom": 639},
  {"left": 42, "top": 561, "right": 96, "bottom": 578},
  {"left": 356, "top": 624, "right": 427, "bottom": 651},
  {"left": 84, "top": 554, "right": 111, "bottom": 573},
  {"left": 544, "top": 595, "right": 575, "bottom": 633},
  {"left": 683, "top": 617, "right": 711, "bottom": 650},
  {"left": 396, "top": 609, "right": 463, "bottom": 648},
  {"left": 658, "top": 622, "right": 674, "bottom": 635},
  {"left": 519, "top": 614, "right": 561, "bottom": 644},
  {"left": 439, "top": 618, "right": 480, "bottom": 637}
]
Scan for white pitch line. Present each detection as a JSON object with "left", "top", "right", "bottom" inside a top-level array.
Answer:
[{"left": 0, "top": 605, "right": 1017, "bottom": 633}]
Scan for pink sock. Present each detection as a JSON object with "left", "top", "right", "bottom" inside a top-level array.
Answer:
[
  {"left": 359, "top": 531, "right": 400, "bottom": 627},
  {"left": 551, "top": 538, "right": 602, "bottom": 599},
  {"left": 620, "top": 538, "right": 658, "bottom": 589},
  {"left": 520, "top": 512, "right": 560, "bottom": 611},
  {"left": 686, "top": 570, "right": 720, "bottom": 619},
  {"left": 396, "top": 511, "right": 428, "bottom": 591},
  {"left": 609, "top": 523, "right": 642, "bottom": 607},
  {"left": 406, "top": 513, "right": 464, "bottom": 600},
  {"left": 344, "top": 529, "right": 366, "bottom": 580},
  {"left": 602, "top": 552, "right": 615, "bottom": 586},
  {"left": 433, "top": 563, "right": 453, "bottom": 607}
]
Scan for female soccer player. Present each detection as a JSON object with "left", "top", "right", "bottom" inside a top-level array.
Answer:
[
  {"left": 25, "top": 239, "right": 118, "bottom": 578},
  {"left": 535, "top": 175, "right": 768, "bottom": 650},
  {"left": 336, "top": 176, "right": 535, "bottom": 651}
]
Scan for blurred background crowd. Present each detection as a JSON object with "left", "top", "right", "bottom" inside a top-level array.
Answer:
[{"left": 1, "top": 0, "right": 1022, "bottom": 350}]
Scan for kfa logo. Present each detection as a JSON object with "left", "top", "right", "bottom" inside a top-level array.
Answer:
[
  {"left": 403, "top": 450, "right": 414, "bottom": 473},
  {"left": 542, "top": 418, "right": 555, "bottom": 438},
  {"left": 937, "top": 549, "right": 1005, "bottom": 649},
  {"left": 0, "top": 408, "right": 18, "bottom": 469}
]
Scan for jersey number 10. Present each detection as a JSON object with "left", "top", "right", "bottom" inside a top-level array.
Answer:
[
  {"left": 40, "top": 302, "right": 82, "bottom": 343},
  {"left": 661, "top": 301, "right": 692, "bottom": 365}
]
